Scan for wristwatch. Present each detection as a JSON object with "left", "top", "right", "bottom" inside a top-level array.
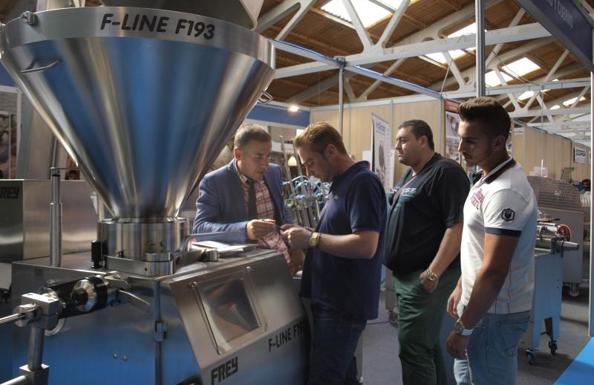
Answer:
[
  {"left": 426, "top": 269, "right": 439, "bottom": 282},
  {"left": 308, "top": 232, "right": 321, "bottom": 248},
  {"left": 454, "top": 319, "right": 474, "bottom": 336}
]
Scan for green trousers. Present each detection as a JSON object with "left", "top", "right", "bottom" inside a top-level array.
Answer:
[{"left": 394, "top": 267, "right": 460, "bottom": 385}]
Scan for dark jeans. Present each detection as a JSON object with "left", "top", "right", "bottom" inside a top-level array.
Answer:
[
  {"left": 394, "top": 267, "right": 460, "bottom": 385},
  {"left": 308, "top": 307, "right": 366, "bottom": 385}
]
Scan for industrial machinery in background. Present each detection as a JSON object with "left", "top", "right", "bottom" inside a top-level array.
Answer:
[
  {"left": 279, "top": 138, "right": 329, "bottom": 228},
  {"left": 525, "top": 222, "right": 579, "bottom": 364},
  {"left": 528, "top": 176, "right": 586, "bottom": 296},
  {"left": 0, "top": 1, "right": 308, "bottom": 385}
]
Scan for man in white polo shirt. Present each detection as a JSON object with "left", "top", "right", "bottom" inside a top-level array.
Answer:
[{"left": 446, "top": 97, "right": 537, "bottom": 385}]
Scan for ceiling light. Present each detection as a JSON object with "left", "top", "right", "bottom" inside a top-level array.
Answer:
[
  {"left": 287, "top": 155, "right": 298, "bottom": 167},
  {"left": 502, "top": 57, "right": 541, "bottom": 77},
  {"left": 288, "top": 104, "right": 300, "bottom": 112},
  {"left": 551, "top": 105, "right": 560, "bottom": 110},
  {"left": 485, "top": 71, "right": 512, "bottom": 87}
]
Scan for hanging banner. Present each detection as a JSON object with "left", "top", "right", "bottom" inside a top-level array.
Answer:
[
  {"left": 371, "top": 113, "right": 393, "bottom": 190},
  {"left": 515, "top": 0, "right": 594, "bottom": 72}
]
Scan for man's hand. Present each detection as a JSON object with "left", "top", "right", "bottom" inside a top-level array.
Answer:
[
  {"left": 447, "top": 285, "right": 462, "bottom": 319},
  {"left": 446, "top": 332, "right": 469, "bottom": 359},
  {"left": 419, "top": 270, "right": 439, "bottom": 293},
  {"left": 246, "top": 219, "right": 276, "bottom": 240},
  {"left": 282, "top": 226, "right": 312, "bottom": 250},
  {"left": 287, "top": 249, "right": 305, "bottom": 275}
]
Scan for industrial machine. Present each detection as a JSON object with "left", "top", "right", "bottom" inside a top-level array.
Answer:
[
  {"left": 279, "top": 139, "right": 328, "bottom": 228},
  {"left": 525, "top": 223, "right": 579, "bottom": 364},
  {"left": 528, "top": 176, "right": 585, "bottom": 296},
  {"left": 0, "top": 2, "right": 308, "bottom": 385}
]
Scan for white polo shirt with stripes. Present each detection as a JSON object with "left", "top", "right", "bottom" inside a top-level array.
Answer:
[{"left": 460, "top": 158, "right": 537, "bottom": 314}]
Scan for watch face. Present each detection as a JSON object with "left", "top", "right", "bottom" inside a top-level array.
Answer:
[{"left": 454, "top": 320, "right": 472, "bottom": 336}]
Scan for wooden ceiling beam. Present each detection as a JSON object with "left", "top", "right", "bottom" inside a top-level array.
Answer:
[
  {"left": 436, "top": 0, "right": 462, "bottom": 12},
  {"left": 268, "top": 25, "right": 356, "bottom": 57},
  {"left": 402, "top": 13, "right": 426, "bottom": 30}
]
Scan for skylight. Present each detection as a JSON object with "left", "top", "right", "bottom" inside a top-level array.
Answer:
[
  {"left": 321, "top": 0, "right": 403, "bottom": 28},
  {"left": 485, "top": 71, "right": 513, "bottom": 87},
  {"left": 562, "top": 96, "right": 587, "bottom": 107},
  {"left": 423, "top": 23, "right": 480, "bottom": 64},
  {"left": 502, "top": 58, "right": 541, "bottom": 77},
  {"left": 518, "top": 90, "right": 535, "bottom": 100},
  {"left": 377, "top": 0, "right": 406, "bottom": 9},
  {"left": 449, "top": 22, "right": 478, "bottom": 38}
]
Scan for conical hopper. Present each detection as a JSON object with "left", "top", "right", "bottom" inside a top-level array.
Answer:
[{"left": 0, "top": 6, "right": 275, "bottom": 221}]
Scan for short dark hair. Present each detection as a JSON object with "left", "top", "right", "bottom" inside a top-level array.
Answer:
[
  {"left": 294, "top": 122, "right": 348, "bottom": 155},
  {"left": 399, "top": 119, "right": 434, "bottom": 150},
  {"left": 459, "top": 97, "right": 511, "bottom": 140},
  {"left": 234, "top": 124, "right": 271, "bottom": 149}
]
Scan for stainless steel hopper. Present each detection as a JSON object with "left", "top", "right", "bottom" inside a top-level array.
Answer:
[{"left": 0, "top": 6, "right": 275, "bottom": 274}]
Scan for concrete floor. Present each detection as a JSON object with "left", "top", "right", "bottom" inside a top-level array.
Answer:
[{"left": 361, "top": 289, "right": 591, "bottom": 385}]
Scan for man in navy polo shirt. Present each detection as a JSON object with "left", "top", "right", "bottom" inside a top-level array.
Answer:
[{"left": 283, "top": 122, "right": 386, "bottom": 385}]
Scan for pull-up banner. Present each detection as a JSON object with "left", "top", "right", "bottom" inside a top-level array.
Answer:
[{"left": 515, "top": 0, "right": 594, "bottom": 72}]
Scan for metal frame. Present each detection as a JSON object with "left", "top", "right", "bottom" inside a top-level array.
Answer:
[{"left": 259, "top": 0, "right": 594, "bottom": 143}]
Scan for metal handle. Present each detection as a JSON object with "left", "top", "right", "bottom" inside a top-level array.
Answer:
[
  {"left": 21, "top": 59, "right": 61, "bottom": 74},
  {"left": 0, "top": 312, "right": 24, "bottom": 327}
]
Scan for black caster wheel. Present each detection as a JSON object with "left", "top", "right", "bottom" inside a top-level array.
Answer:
[
  {"left": 548, "top": 340, "right": 558, "bottom": 355},
  {"left": 526, "top": 350, "right": 536, "bottom": 365}
]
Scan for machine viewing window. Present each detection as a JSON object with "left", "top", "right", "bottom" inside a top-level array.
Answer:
[{"left": 200, "top": 278, "right": 260, "bottom": 344}]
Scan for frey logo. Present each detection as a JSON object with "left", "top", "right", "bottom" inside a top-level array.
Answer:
[{"left": 211, "top": 357, "right": 238, "bottom": 384}]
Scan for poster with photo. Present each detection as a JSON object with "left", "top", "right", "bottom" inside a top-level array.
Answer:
[
  {"left": 445, "top": 111, "right": 461, "bottom": 164},
  {"left": 371, "top": 114, "right": 393, "bottom": 190},
  {"left": 574, "top": 146, "right": 587, "bottom": 164}
]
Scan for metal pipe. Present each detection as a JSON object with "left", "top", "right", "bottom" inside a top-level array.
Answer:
[
  {"left": 272, "top": 40, "right": 441, "bottom": 99},
  {"left": 292, "top": 141, "right": 304, "bottom": 177},
  {"left": 345, "top": 64, "right": 442, "bottom": 99},
  {"left": 152, "top": 281, "right": 163, "bottom": 385},
  {"left": 588, "top": 73, "right": 594, "bottom": 337},
  {"left": 338, "top": 59, "right": 345, "bottom": 135},
  {"left": 27, "top": 326, "right": 44, "bottom": 371},
  {"left": 0, "top": 375, "right": 29, "bottom": 385},
  {"left": 0, "top": 313, "right": 24, "bottom": 326},
  {"left": 279, "top": 136, "right": 295, "bottom": 193},
  {"left": 49, "top": 167, "right": 62, "bottom": 267},
  {"left": 475, "top": 0, "right": 486, "bottom": 97},
  {"left": 7, "top": 114, "right": 11, "bottom": 178}
]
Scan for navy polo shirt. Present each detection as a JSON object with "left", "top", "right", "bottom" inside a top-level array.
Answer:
[{"left": 300, "top": 161, "right": 387, "bottom": 321}]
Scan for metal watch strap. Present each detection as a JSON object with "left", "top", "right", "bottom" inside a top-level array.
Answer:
[{"left": 454, "top": 319, "right": 473, "bottom": 336}]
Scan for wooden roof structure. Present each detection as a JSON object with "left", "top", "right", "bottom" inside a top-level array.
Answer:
[{"left": 1, "top": 0, "right": 593, "bottom": 144}]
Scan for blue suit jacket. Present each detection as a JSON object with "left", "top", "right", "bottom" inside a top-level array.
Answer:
[{"left": 192, "top": 160, "right": 292, "bottom": 243}]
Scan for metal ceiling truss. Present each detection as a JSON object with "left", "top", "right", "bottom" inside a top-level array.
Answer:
[{"left": 259, "top": 0, "right": 592, "bottom": 144}]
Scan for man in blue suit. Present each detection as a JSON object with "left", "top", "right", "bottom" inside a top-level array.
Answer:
[{"left": 193, "top": 124, "right": 293, "bottom": 249}]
